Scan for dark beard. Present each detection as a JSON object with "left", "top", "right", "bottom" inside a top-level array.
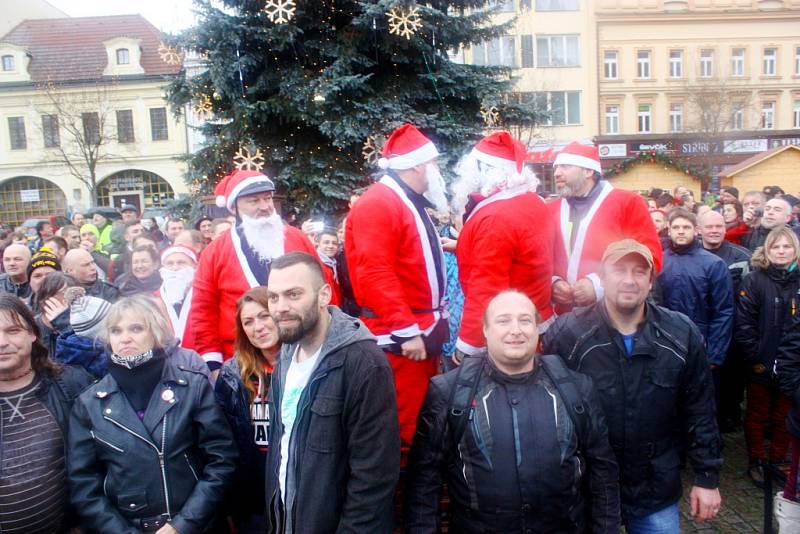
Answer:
[{"left": 276, "top": 305, "right": 320, "bottom": 344}]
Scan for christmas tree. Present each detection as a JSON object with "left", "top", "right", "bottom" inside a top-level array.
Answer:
[{"left": 167, "top": 0, "right": 539, "bottom": 215}]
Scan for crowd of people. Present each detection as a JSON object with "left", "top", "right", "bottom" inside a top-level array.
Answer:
[{"left": 0, "top": 123, "right": 799, "bottom": 534}]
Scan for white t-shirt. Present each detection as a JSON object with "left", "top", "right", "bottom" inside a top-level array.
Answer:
[{"left": 279, "top": 345, "right": 322, "bottom": 500}]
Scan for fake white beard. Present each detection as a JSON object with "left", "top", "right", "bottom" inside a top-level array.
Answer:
[
  {"left": 423, "top": 163, "right": 450, "bottom": 214},
  {"left": 239, "top": 213, "right": 285, "bottom": 261},
  {"left": 160, "top": 267, "right": 195, "bottom": 305},
  {"left": 451, "top": 153, "right": 539, "bottom": 213}
]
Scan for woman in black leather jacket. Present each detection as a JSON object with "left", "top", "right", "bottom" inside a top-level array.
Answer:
[{"left": 68, "top": 294, "right": 236, "bottom": 534}]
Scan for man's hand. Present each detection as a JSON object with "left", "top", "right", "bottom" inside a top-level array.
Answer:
[
  {"left": 401, "top": 335, "right": 427, "bottom": 361},
  {"left": 552, "top": 280, "right": 574, "bottom": 305},
  {"left": 42, "top": 297, "right": 69, "bottom": 323},
  {"left": 690, "top": 486, "right": 721, "bottom": 523},
  {"left": 572, "top": 278, "right": 597, "bottom": 307},
  {"left": 155, "top": 524, "right": 180, "bottom": 534},
  {"left": 743, "top": 208, "right": 758, "bottom": 226},
  {"left": 79, "top": 239, "right": 94, "bottom": 252},
  {"left": 440, "top": 237, "right": 457, "bottom": 253}
]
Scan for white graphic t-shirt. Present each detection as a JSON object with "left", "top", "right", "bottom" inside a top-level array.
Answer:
[{"left": 279, "top": 345, "right": 322, "bottom": 501}]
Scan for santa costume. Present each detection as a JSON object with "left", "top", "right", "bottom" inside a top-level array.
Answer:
[
  {"left": 454, "top": 132, "right": 555, "bottom": 356},
  {"left": 548, "top": 142, "right": 663, "bottom": 309},
  {"left": 189, "top": 170, "right": 317, "bottom": 367},
  {"left": 156, "top": 245, "right": 198, "bottom": 349},
  {"left": 345, "top": 124, "right": 447, "bottom": 451}
]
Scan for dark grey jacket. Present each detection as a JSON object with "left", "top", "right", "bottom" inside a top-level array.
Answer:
[
  {"left": 68, "top": 345, "right": 235, "bottom": 534},
  {"left": 265, "top": 306, "right": 400, "bottom": 534},
  {"left": 0, "top": 272, "right": 31, "bottom": 299}
]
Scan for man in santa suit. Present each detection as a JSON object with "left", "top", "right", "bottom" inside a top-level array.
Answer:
[
  {"left": 189, "top": 169, "right": 317, "bottom": 371},
  {"left": 156, "top": 245, "right": 198, "bottom": 349},
  {"left": 452, "top": 131, "right": 555, "bottom": 359},
  {"left": 549, "top": 141, "right": 662, "bottom": 311},
  {"left": 346, "top": 123, "right": 449, "bottom": 452}
]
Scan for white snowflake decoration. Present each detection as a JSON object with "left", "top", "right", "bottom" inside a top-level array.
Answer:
[
  {"left": 158, "top": 42, "right": 183, "bottom": 65},
  {"left": 387, "top": 5, "right": 422, "bottom": 40},
  {"left": 362, "top": 135, "right": 382, "bottom": 166},
  {"left": 233, "top": 146, "right": 266, "bottom": 172},
  {"left": 193, "top": 95, "right": 213, "bottom": 119},
  {"left": 263, "top": 0, "right": 296, "bottom": 24},
  {"left": 480, "top": 105, "right": 500, "bottom": 127}
]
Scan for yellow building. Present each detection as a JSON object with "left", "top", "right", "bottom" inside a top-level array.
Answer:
[{"left": 0, "top": 15, "right": 189, "bottom": 225}]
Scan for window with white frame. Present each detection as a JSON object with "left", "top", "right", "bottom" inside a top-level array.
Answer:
[
  {"left": 487, "top": 0, "right": 514, "bottom": 12},
  {"left": 605, "top": 105, "right": 619, "bottom": 134},
  {"left": 536, "top": 34, "right": 580, "bottom": 67},
  {"left": 536, "top": 0, "right": 579, "bottom": 10},
  {"left": 794, "top": 100, "right": 800, "bottom": 129},
  {"left": 521, "top": 35, "right": 534, "bottom": 68},
  {"left": 8, "top": 117, "right": 26, "bottom": 149},
  {"left": 472, "top": 36, "right": 516, "bottom": 67},
  {"left": 1, "top": 55, "right": 14, "bottom": 71},
  {"left": 669, "top": 50, "right": 682, "bottom": 78},
  {"left": 669, "top": 103, "right": 683, "bottom": 132},
  {"left": 731, "top": 48, "right": 745, "bottom": 77},
  {"left": 637, "top": 50, "right": 651, "bottom": 79},
  {"left": 116, "top": 48, "right": 130, "bottom": 65},
  {"left": 761, "top": 101, "right": 775, "bottom": 129},
  {"left": 638, "top": 104, "right": 652, "bottom": 133},
  {"left": 700, "top": 49, "right": 714, "bottom": 78},
  {"left": 604, "top": 51, "right": 618, "bottom": 79},
  {"left": 732, "top": 108, "right": 744, "bottom": 130},
  {"left": 763, "top": 48, "right": 777, "bottom": 76},
  {"left": 795, "top": 46, "right": 800, "bottom": 75},
  {"left": 535, "top": 91, "right": 581, "bottom": 125}
]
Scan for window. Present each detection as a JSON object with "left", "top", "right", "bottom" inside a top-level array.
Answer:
[
  {"left": 1, "top": 55, "right": 14, "bottom": 71},
  {"left": 536, "top": 34, "right": 580, "bottom": 67},
  {"left": 794, "top": 101, "right": 800, "bottom": 129},
  {"left": 521, "top": 35, "right": 534, "bottom": 68},
  {"left": 637, "top": 50, "right": 651, "bottom": 79},
  {"left": 41, "top": 115, "right": 59, "bottom": 148},
  {"left": 488, "top": 0, "right": 514, "bottom": 11},
  {"left": 605, "top": 105, "right": 619, "bottom": 134},
  {"left": 700, "top": 49, "right": 714, "bottom": 78},
  {"left": 7, "top": 117, "right": 26, "bottom": 150},
  {"left": 669, "top": 104, "right": 683, "bottom": 132},
  {"left": 761, "top": 101, "right": 775, "bottom": 129},
  {"left": 535, "top": 91, "right": 581, "bottom": 125},
  {"left": 763, "top": 48, "right": 777, "bottom": 76},
  {"left": 116, "top": 110, "right": 135, "bottom": 143},
  {"left": 472, "top": 36, "right": 516, "bottom": 67},
  {"left": 116, "top": 48, "right": 130, "bottom": 65},
  {"left": 638, "top": 104, "right": 651, "bottom": 133},
  {"left": 81, "top": 112, "right": 100, "bottom": 145},
  {"left": 795, "top": 46, "right": 800, "bottom": 75},
  {"left": 731, "top": 48, "right": 745, "bottom": 77},
  {"left": 536, "top": 0, "right": 579, "bottom": 10},
  {"left": 732, "top": 108, "right": 744, "bottom": 130},
  {"left": 150, "top": 107, "right": 168, "bottom": 141},
  {"left": 669, "top": 50, "right": 682, "bottom": 78},
  {"left": 604, "top": 51, "right": 618, "bottom": 79}
]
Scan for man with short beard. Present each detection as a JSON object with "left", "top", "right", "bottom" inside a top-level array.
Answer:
[
  {"left": 451, "top": 131, "right": 555, "bottom": 360},
  {"left": 190, "top": 170, "right": 317, "bottom": 370},
  {"left": 548, "top": 142, "right": 662, "bottom": 313},
  {"left": 743, "top": 197, "right": 795, "bottom": 251},
  {"left": 346, "top": 123, "right": 448, "bottom": 454}
]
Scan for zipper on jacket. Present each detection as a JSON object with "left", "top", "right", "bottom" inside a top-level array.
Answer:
[
  {"left": 184, "top": 452, "right": 199, "bottom": 481},
  {"left": 103, "top": 414, "right": 171, "bottom": 520},
  {"left": 90, "top": 430, "right": 124, "bottom": 453}
]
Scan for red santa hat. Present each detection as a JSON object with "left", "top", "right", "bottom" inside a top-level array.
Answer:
[
  {"left": 214, "top": 170, "right": 275, "bottom": 213},
  {"left": 471, "top": 131, "right": 527, "bottom": 174},
  {"left": 553, "top": 141, "right": 602, "bottom": 174},
  {"left": 378, "top": 124, "right": 439, "bottom": 170},
  {"left": 161, "top": 245, "right": 197, "bottom": 265}
]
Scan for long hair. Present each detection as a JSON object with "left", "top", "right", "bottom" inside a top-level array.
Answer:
[
  {"left": 234, "top": 287, "right": 279, "bottom": 401},
  {"left": 0, "top": 294, "right": 61, "bottom": 376},
  {"left": 751, "top": 226, "right": 800, "bottom": 269}
]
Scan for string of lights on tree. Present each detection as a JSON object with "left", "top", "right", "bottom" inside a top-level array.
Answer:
[{"left": 603, "top": 149, "right": 710, "bottom": 183}]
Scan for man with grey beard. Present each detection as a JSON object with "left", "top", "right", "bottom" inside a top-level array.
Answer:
[{"left": 189, "top": 170, "right": 317, "bottom": 372}]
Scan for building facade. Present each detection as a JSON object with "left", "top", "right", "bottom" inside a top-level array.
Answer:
[{"left": 0, "top": 15, "right": 188, "bottom": 226}]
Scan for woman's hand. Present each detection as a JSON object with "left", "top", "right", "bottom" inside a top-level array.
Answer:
[{"left": 42, "top": 296, "right": 69, "bottom": 323}]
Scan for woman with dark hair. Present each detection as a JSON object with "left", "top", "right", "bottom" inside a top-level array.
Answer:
[
  {"left": 36, "top": 272, "right": 78, "bottom": 358},
  {"left": 117, "top": 245, "right": 163, "bottom": 296},
  {"left": 68, "top": 294, "right": 236, "bottom": 533},
  {"left": 214, "top": 287, "right": 279, "bottom": 533},
  {"left": 723, "top": 200, "right": 749, "bottom": 246}
]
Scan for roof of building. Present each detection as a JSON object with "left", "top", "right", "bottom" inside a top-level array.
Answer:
[
  {"left": 719, "top": 144, "right": 800, "bottom": 178},
  {"left": 0, "top": 15, "right": 179, "bottom": 83}
]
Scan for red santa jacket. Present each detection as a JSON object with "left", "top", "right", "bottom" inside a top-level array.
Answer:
[
  {"left": 188, "top": 224, "right": 317, "bottom": 364},
  {"left": 456, "top": 188, "right": 555, "bottom": 355},
  {"left": 549, "top": 182, "right": 663, "bottom": 302},
  {"left": 154, "top": 287, "right": 197, "bottom": 350},
  {"left": 345, "top": 175, "right": 445, "bottom": 346}
]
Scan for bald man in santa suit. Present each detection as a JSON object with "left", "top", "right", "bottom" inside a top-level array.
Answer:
[
  {"left": 548, "top": 142, "right": 662, "bottom": 312},
  {"left": 189, "top": 170, "right": 317, "bottom": 371},
  {"left": 346, "top": 124, "right": 450, "bottom": 454},
  {"left": 452, "top": 131, "right": 555, "bottom": 360}
]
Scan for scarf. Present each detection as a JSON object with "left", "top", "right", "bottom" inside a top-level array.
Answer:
[{"left": 109, "top": 349, "right": 155, "bottom": 370}]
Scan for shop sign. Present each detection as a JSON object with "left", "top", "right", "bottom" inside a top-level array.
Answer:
[
  {"left": 722, "top": 139, "right": 768, "bottom": 154},
  {"left": 19, "top": 189, "right": 40, "bottom": 202},
  {"left": 771, "top": 137, "right": 800, "bottom": 148},
  {"left": 680, "top": 141, "right": 720, "bottom": 155},
  {"left": 598, "top": 143, "right": 626, "bottom": 158},
  {"left": 631, "top": 142, "right": 673, "bottom": 153}
]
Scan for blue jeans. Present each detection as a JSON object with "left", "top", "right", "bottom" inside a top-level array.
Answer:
[{"left": 625, "top": 503, "right": 680, "bottom": 534}]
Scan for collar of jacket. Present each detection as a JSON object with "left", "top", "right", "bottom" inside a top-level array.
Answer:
[
  {"left": 592, "top": 300, "right": 689, "bottom": 358},
  {"left": 385, "top": 170, "right": 434, "bottom": 210},
  {"left": 765, "top": 263, "right": 800, "bottom": 284},
  {"left": 669, "top": 239, "right": 701, "bottom": 255}
]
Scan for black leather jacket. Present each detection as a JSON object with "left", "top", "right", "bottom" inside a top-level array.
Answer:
[
  {"left": 543, "top": 301, "right": 722, "bottom": 519},
  {"left": 68, "top": 348, "right": 236, "bottom": 534},
  {"left": 0, "top": 272, "right": 31, "bottom": 299},
  {"left": 84, "top": 278, "right": 120, "bottom": 303}
]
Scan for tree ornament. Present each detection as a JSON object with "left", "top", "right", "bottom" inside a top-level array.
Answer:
[
  {"left": 158, "top": 42, "right": 183, "bottom": 65},
  {"left": 387, "top": 5, "right": 422, "bottom": 40},
  {"left": 480, "top": 105, "right": 500, "bottom": 127},
  {"left": 362, "top": 135, "right": 383, "bottom": 166},
  {"left": 263, "top": 0, "right": 296, "bottom": 24},
  {"left": 233, "top": 146, "right": 266, "bottom": 171},
  {"left": 193, "top": 95, "right": 213, "bottom": 119}
]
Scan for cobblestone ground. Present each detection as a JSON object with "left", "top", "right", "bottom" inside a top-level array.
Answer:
[{"left": 679, "top": 430, "right": 766, "bottom": 533}]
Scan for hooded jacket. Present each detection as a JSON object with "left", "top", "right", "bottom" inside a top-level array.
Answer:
[{"left": 265, "top": 306, "right": 400, "bottom": 534}]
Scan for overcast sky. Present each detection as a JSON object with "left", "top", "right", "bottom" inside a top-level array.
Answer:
[{"left": 47, "top": 0, "right": 198, "bottom": 34}]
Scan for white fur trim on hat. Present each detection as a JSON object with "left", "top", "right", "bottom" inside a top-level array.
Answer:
[
  {"left": 553, "top": 153, "right": 602, "bottom": 174},
  {"left": 215, "top": 195, "right": 226, "bottom": 208},
  {"left": 377, "top": 157, "right": 390, "bottom": 169},
  {"left": 227, "top": 174, "right": 275, "bottom": 212},
  {"left": 161, "top": 245, "right": 197, "bottom": 265},
  {"left": 471, "top": 148, "right": 519, "bottom": 173},
  {"left": 385, "top": 142, "right": 439, "bottom": 170}
]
